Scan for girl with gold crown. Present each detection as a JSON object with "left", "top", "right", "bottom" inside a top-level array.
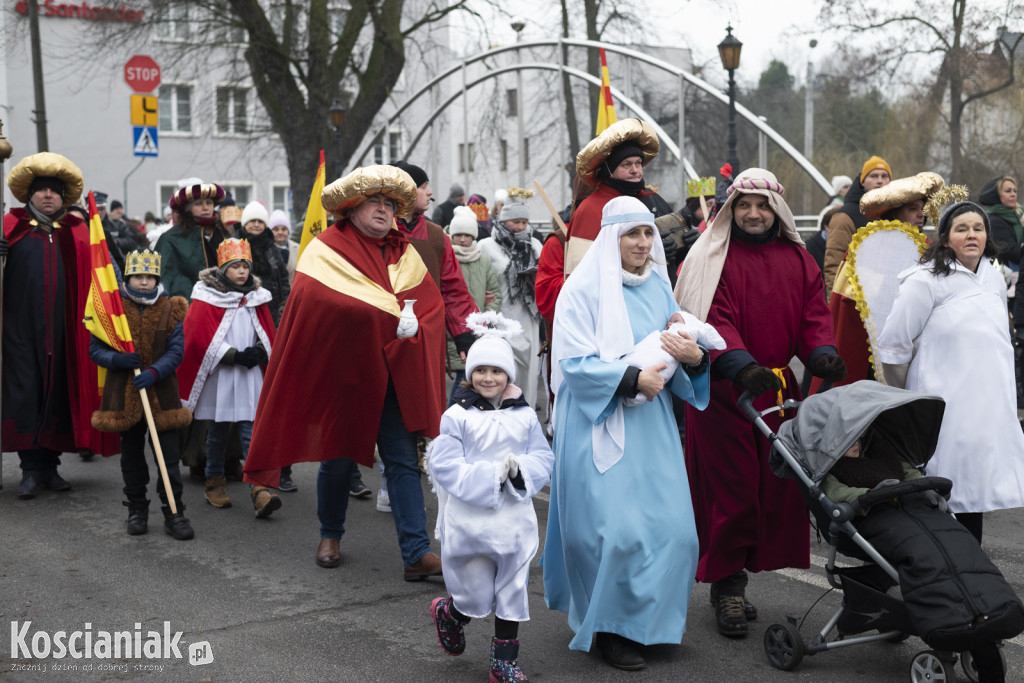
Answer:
[{"left": 178, "top": 238, "right": 281, "bottom": 518}]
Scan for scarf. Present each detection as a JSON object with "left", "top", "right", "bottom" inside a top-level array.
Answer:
[
  {"left": 621, "top": 263, "right": 653, "bottom": 287},
  {"left": 491, "top": 221, "right": 539, "bottom": 318},
  {"left": 214, "top": 270, "right": 259, "bottom": 294},
  {"left": 602, "top": 176, "right": 646, "bottom": 196},
  {"left": 27, "top": 203, "right": 64, "bottom": 230},
  {"left": 452, "top": 242, "right": 481, "bottom": 263},
  {"left": 122, "top": 282, "right": 165, "bottom": 306},
  {"left": 987, "top": 204, "right": 1024, "bottom": 243}
]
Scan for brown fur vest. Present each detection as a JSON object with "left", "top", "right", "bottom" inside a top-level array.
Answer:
[{"left": 91, "top": 295, "right": 192, "bottom": 433}]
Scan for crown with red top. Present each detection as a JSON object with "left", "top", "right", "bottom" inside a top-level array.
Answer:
[{"left": 216, "top": 238, "right": 252, "bottom": 267}]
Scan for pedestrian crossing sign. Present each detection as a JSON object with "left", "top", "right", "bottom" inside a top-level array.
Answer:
[{"left": 132, "top": 126, "right": 159, "bottom": 157}]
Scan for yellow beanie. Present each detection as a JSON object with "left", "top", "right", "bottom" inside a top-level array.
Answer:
[{"left": 860, "top": 156, "right": 892, "bottom": 184}]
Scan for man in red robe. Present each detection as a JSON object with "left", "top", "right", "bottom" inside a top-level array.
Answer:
[
  {"left": 2, "top": 152, "right": 118, "bottom": 499},
  {"left": 243, "top": 165, "right": 446, "bottom": 581},
  {"left": 675, "top": 168, "right": 846, "bottom": 638}
]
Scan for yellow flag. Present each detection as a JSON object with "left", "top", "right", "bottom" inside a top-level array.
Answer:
[
  {"left": 595, "top": 48, "right": 618, "bottom": 135},
  {"left": 298, "top": 150, "right": 327, "bottom": 257},
  {"left": 82, "top": 191, "right": 134, "bottom": 354}
]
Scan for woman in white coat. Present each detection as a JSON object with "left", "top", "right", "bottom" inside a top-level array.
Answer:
[
  {"left": 878, "top": 201, "right": 1024, "bottom": 543},
  {"left": 478, "top": 189, "right": 543, "bottom": 408}
]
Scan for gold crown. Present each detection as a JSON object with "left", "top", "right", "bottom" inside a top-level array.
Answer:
[
  {"left": 124, "top": 249, "right": 161, "bottom": 278},
  {"left": 686, "top": 177, "right": 716, "bottom": 198},
  {"left": 220, "top": 205, "right": 243, "bottom": 224},
  {"left": 216, "top": 238, "right": 252, "bottom": 267}
]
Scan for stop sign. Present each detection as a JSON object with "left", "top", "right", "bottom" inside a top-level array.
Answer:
[{"left": 124, "top": 55, "right": 161, "bottom": 93}]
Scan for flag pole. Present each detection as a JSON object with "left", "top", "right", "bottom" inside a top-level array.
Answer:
[
  {"left": 134, "top": 371, "right": 177, "bottom": 515},
  {"left": 0, "top": 119, "right": 13, "bottom": 490}
]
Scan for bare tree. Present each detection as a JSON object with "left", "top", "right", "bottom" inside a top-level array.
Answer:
[{"left": 821, "top": 0, "right": 1023, "bottom": 182}]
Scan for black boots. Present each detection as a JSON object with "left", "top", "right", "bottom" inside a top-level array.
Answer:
[
  {"left": 125, "top": 501, "right": 149, "bottom": 535},
  {"left": 161, "top": 505, "right": 195, "bottom": 541},
  {"left": 594, "top": 632, "right": 645, "bottom": 671}
]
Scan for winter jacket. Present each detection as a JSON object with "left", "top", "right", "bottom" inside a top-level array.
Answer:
[
  {"left": 89, "top": 291, "right": 192, "bottom": 432},
  {"left": 246, "top": 228, "right": 291, "bottom": 325},
  {"left": 156, "top": 218, "right": 232, "bottom": 299},
  {"left": 823, "top": 178, "right": 869, "bottom": 296},
  {"left": 447, "top": 251, "right": 502, "bottom": 370}
]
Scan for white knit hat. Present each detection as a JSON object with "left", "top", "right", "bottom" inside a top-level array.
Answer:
[
  {"left": 268, "top": 209, "right": 290, "bottom": 230},
  {"left": 831, "top": 175, "right": 853, "bottom": 196},
  {"left": 241, "top": 201, "right": 270, "bottom": 228},
  {"left": 448, "top": 205, "right": 478, "bottom": 238},
  {"left": 465, "top": 336, "right": 516, "bottom": 383}
]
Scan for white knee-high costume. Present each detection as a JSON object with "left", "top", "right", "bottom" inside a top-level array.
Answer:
[{"left": 429, "top": 384, "right": 554, "bottom": 621}]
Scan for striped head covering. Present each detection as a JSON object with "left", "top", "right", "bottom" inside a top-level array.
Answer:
[{"left": 168, "top": 182, "right": 226, "bottom": 213}]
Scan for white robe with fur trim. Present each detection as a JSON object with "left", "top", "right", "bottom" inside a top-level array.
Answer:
[{"left": 428, "top": 385, "right": 554, "bottom": 620}]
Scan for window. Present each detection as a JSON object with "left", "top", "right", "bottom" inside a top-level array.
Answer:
[
  {"left": 328, "top": 5, "right": 350, "bottom": 43},
  {"left": 158, "top": 84, "right": 193, "bottom": 133},
  {"left": 388, "top": 132, "right": 402, "bottom": 163},
  {"left": 154, "top": 5, "right": 189, "bottom": 40},
  {"left": 523, "top": 138, "right": 529, "bottom": 170},
  {"left": 373, "top": 133, "right": 384, "bottom": 164},
  {"left": 500, "top": 139, "right": 508, "bottom": 171},
  {"left": 158, "top": 183, "right": 179, "bottom": 215},
  {"left": 270, "top": 184, "right": 291, "bottom": 213},
  {"left": 219, "top": 184, "right": 253, "bottom": 206},
  {"left": 213, "top": 22, "right": 246, "bottom": 44},
  {"left": 506, "top": 89, "right": 518, "bottom": 117},
  {"left": 459, "top": 143, "right": 475, "bottom": 173},
  {"left": 216, "top": 87, "right": 249, "bottom": 134}
]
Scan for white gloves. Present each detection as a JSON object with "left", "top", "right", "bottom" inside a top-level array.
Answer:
[{"left": 500, "top": 454, "right": 520, "bottom": 482}]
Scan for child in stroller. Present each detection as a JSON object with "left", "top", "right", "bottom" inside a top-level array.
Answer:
[{"left": 741, "top": 380, "right": 1023, "bottom": 683}]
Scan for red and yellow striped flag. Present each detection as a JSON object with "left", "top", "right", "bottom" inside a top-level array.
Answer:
[
  {"left": 595, "top": 48, "right": 618, "bottom": 135},
  {"left": 298, "top": 149, "right": 328, "bottom": 258},
  {"left": 83, "top": 190, "right": 134, "bottom": 356}
]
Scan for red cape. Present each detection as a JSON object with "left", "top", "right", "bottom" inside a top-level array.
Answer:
[
  {"left": 243, "top": 222, "right": 446, "bottom": 488},
  {"left": 4, "top": 209, "right": 119, "bottom": 456},
  {"left": 178, "top": 291, "right": 276, "bottom": 408}
]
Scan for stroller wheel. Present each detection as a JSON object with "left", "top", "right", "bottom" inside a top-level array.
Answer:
[
  {"left": 909, "top": 650, "right": 956, "bottom": 683},
  {"left": 960, "top": 643, "right": 1006, "bottom": 683},
  {"left": 763, "top": 622, "right": 805, "bottom": 671}
]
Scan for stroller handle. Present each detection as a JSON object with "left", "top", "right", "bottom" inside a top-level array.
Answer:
[
  {"left": 855, "top": 476, "right": 953, "bottom": 511},
  {"left": 736, "top": 379, "right": 834, "bottom": 422}
]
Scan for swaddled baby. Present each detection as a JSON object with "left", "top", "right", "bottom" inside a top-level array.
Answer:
[{"left": 621, "top": 312, "right": 725, "bottom": 406}]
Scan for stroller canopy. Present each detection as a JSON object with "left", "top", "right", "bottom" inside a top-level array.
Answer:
[{"left": 773, "top": 381, "right": 945, "bottom": 483}]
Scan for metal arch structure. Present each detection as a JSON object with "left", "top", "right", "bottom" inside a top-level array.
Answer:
[{"left": 354, "top": 38, "right": 831, "bottom": 196}]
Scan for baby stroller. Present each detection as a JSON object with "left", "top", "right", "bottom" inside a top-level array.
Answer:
[{"left": 738, "top": 380, "right": 1024, "bottom": 682}]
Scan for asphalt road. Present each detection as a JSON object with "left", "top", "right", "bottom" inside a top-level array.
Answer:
[{"left": 2, "top": 452, "right": 1023, "bottom": 682}]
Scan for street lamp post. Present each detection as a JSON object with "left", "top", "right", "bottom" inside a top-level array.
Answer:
[
  {"left": 511, "top": 20, "right": 526, "bottom": 188},
  {"left": 717, "top": 25, "right": 743, "bottom": 173},
  {"left": 329, "top": 99, "right": 346, "bottom": 180}
]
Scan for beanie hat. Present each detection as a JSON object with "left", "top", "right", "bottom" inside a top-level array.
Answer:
[
  {"left": 449, "top": 183, "right": 465, "bottom": 200},
  {"left": 859, "top": 156, "right": 892, "bottom": 184},
  {"left": 603, "top": 141, "right": 645, "bottom": 175},
  {"left": 494, "top": 188, "right": 509, "bottom": 204},
  {"left": 937, "top": 200, "right": 989, "bottom": 239},
  {"left": 448, "top": 205, "right": 479, "bottom": 238},
  {"left": 241, "top": 201, "right": 270, "bottom": 228},
  {"left": 268, "top": 209, "right": 291, "bottom": 230},
  {"left": 830, "top": 175, "right": 853, "bottom": 196},
  {"left": 391, "top": 161, "right": 428, "bottom": 188},
  {"left": 111, "top": 199, "right": 123, "bottom": 211},
  {"left": 465, "top": 336, "right": 516, "bottom": 383},
  {"left": 29, "top": 176, "right": 67, "bottom": 200},
  {"left": 499, "top": 187, "right": 533, "bottom": 223}
]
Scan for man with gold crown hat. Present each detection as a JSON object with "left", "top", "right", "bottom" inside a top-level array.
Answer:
[
  {"left": 674, "top": 168, "right": 845, "bottom": 639},
  {"left": 2, "top": 152, "right": 122, "bottom": 498},
  {"left": 157, "top": 179, "right": 231, "bottom": 299},
  {"left": 243, "top": 165, "right": 447, "bottom": 581},
  {"left": 825, "top": 172, "right": 944, "bottom": 387}
]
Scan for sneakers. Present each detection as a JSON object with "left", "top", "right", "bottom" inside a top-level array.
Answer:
[
  {"left": 205, "top": 477, "right": 231, "bottom": 508},
  {"left": 350, "top": 481, "right": 372, "bottom": 499},
  {"left": 278, "top": 471, "right": 297, "bottom": 493},
  {"left": 125, "top": 501, "right": 149, "bottom": 535},
  {"left": 430, "top": 597, "right": 467, "bottom": 656},
  {"left": 251, "top": 486, "right": 282, "bottom": 518},
  {"left": 712, "top": 594, "right": 749, "bottom": 638},
  {"left": 162, "top": 507, "right": 195, "bottom": 541},
  {"left": 489, "top": 637, "right": 529, "bottom": 682},
  {"left": 376, "top": 488, "right": 392, "bottom": 512}
]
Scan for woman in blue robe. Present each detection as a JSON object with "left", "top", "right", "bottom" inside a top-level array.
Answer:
[{"left": 542, "top": 196, "right": 712, "bottom": 670}]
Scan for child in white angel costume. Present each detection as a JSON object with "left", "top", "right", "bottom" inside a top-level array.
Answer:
[{"left": 427, "top": 312, "right": 554, "bottom": 683}]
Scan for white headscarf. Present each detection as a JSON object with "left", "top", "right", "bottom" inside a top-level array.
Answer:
[
  {"left": 552, "top": 196, "right": 668, "bottom": 473},
  {"left": 674, "top": 168, "right": 803, "bottom": 321}
]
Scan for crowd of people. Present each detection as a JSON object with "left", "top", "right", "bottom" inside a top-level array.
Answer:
[{"left": 4, "top": 119, "right": 1024, "bottom": 682}]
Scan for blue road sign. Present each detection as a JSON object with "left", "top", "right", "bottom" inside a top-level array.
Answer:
[{"left": 132, "top": 126, "right": 159, "bottom": 157}]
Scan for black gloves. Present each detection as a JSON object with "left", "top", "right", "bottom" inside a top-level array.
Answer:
[
  {"left": 234, "top": 347, "right": 263, "bottom": 369},
  {"left": 735, "top": 364, "right": 783, "bottom": 397},
  {"left": 661, "top": 233, "right": 679, "bottom": 262},
  {"left": 111, "top": 352, "right": 142, "bottom": 370},
  {"left": 809, "top": 353, "right": 847, "bottom": 382},
  {"left": 0, "top": 236, "right": 8, "bottom": 257},
  {"left": 453, "top": 331, "right": 475, "bottom": 355}
]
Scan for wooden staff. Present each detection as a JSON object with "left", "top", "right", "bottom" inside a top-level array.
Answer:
[
  {"left": 134, "top": 370, "right": 177, "bottom": 514},
  {"left": 533, "top": 180, "right": 567, "bottom": 237}
]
